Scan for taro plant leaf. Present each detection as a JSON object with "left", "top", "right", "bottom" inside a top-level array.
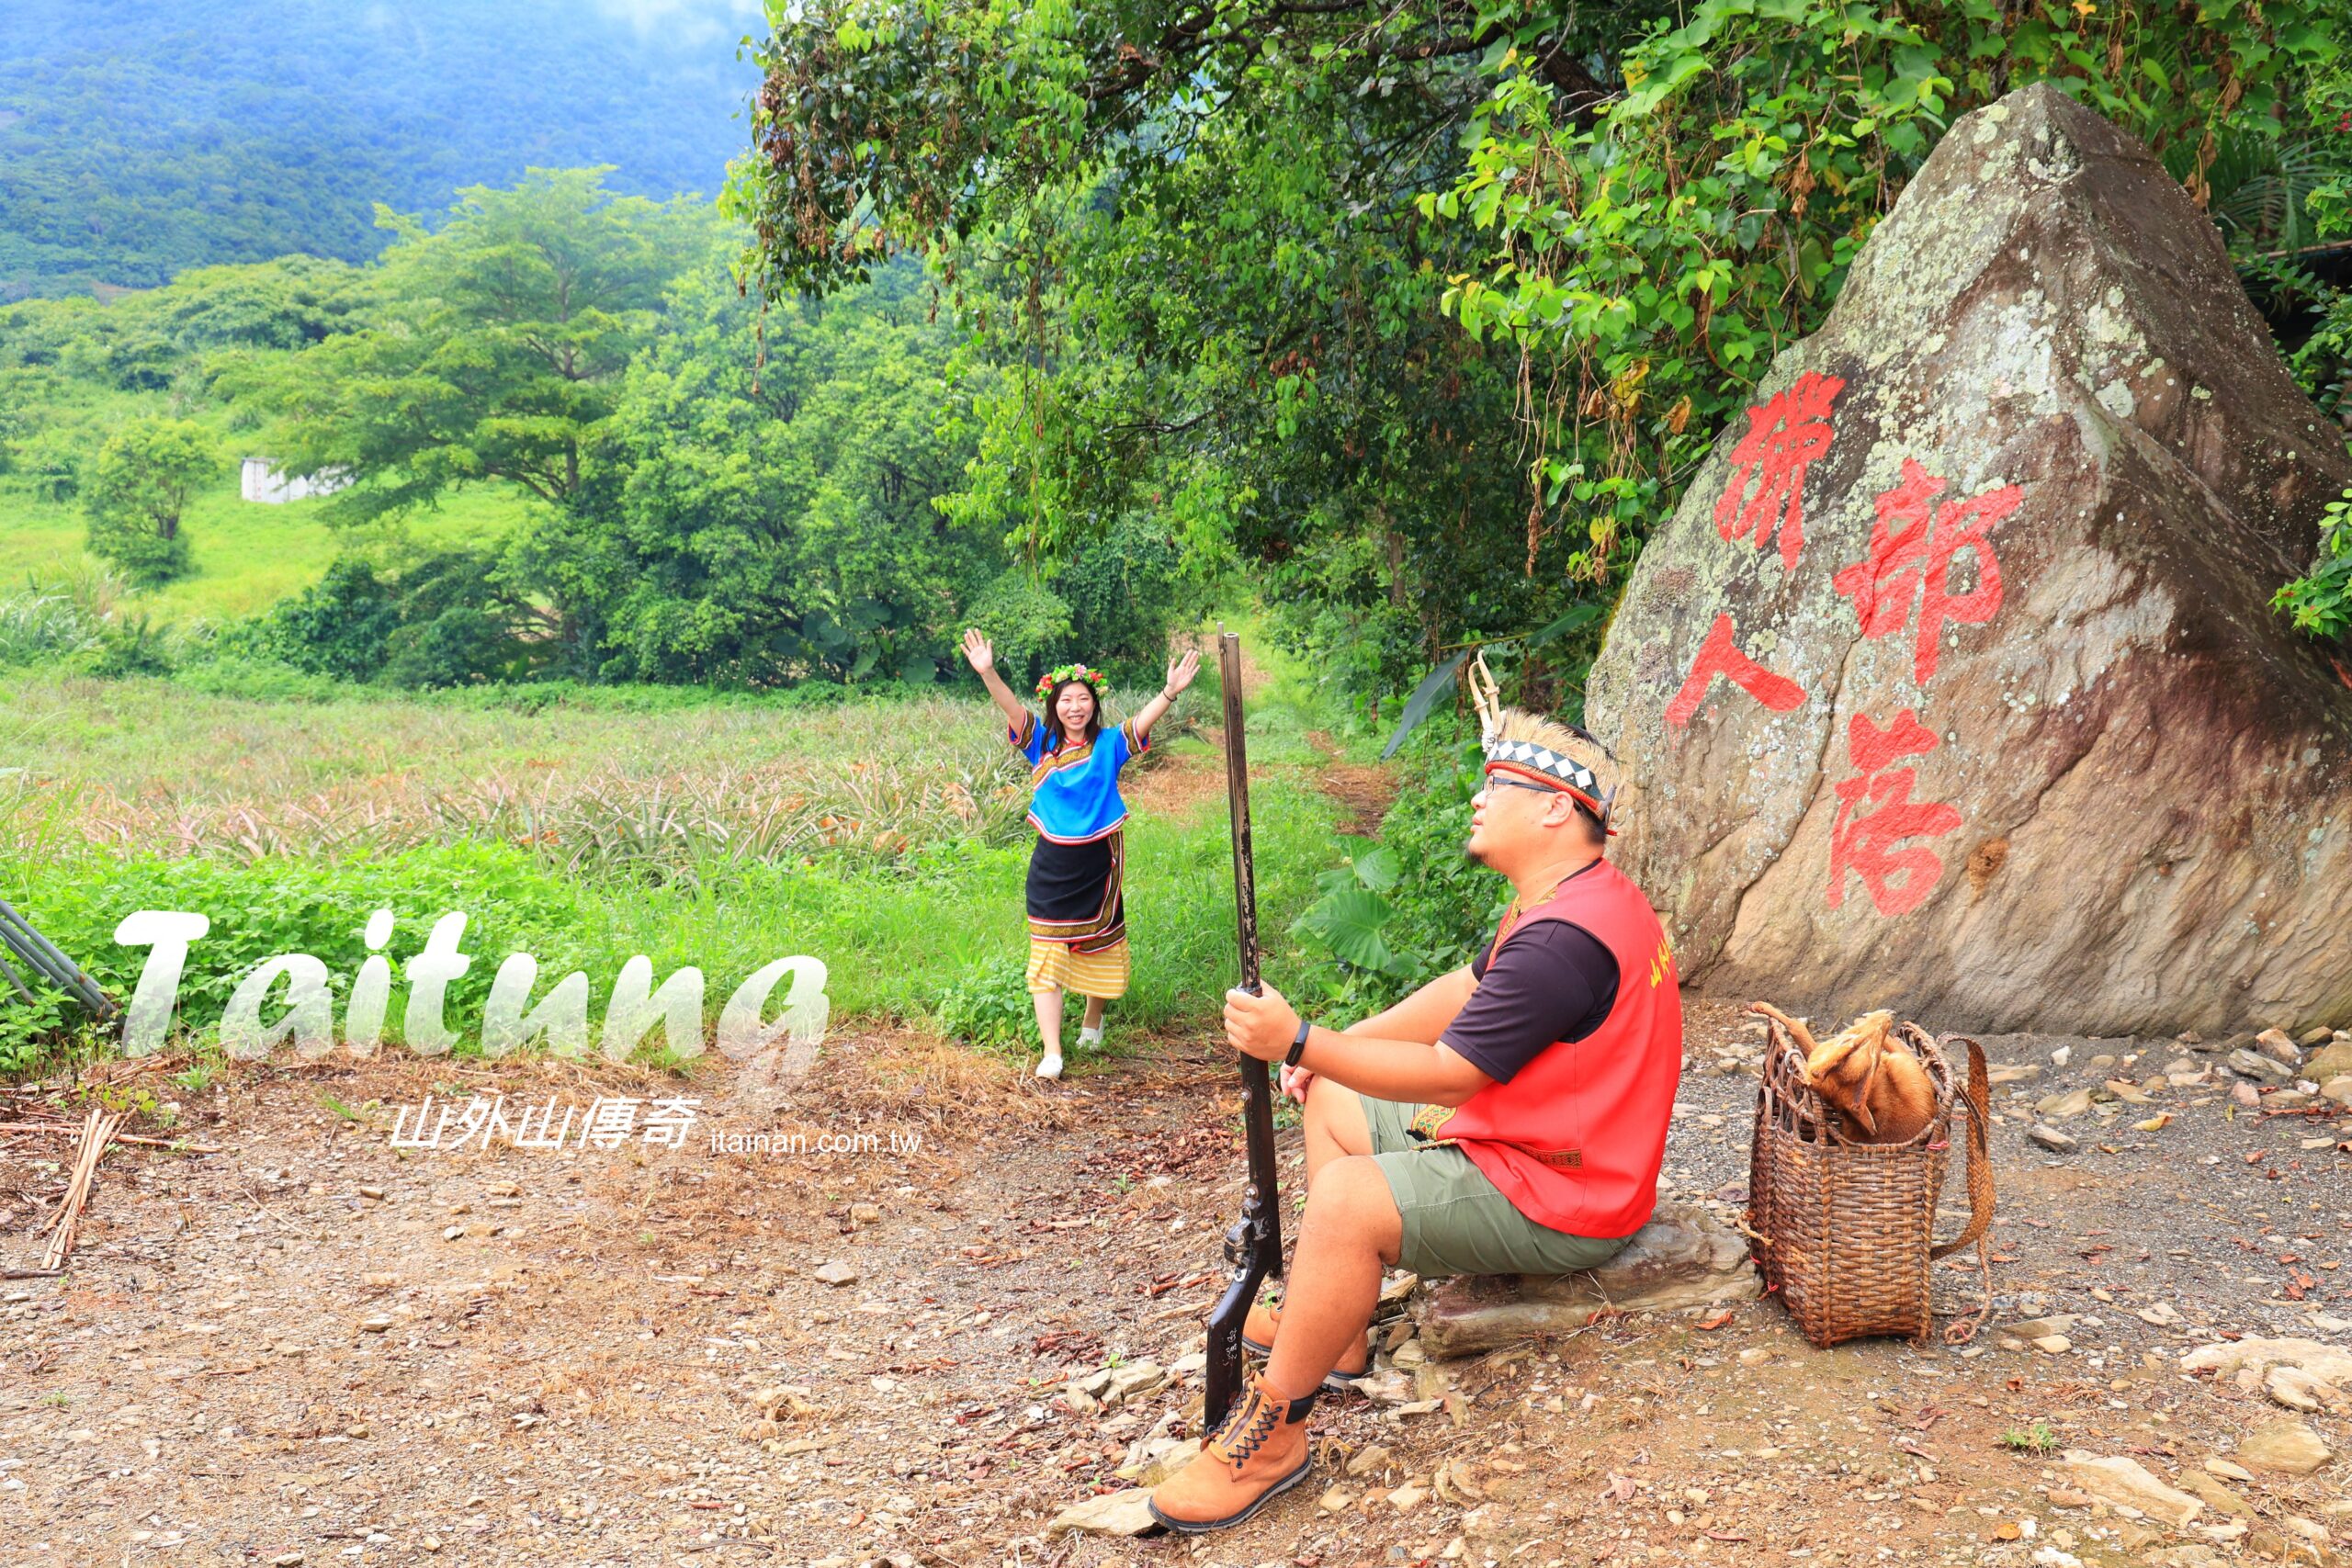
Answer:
[
  {"left": 1351, "top": 845, "right": 1400, "bottom": 892},
  {"left": 1313, "top": 863, "right": 1359, "bottom": 897},
  {"left": 1296, "top": 884, "right": 1399, "bottom": 973},
  {"left": 1380, "top": 649, "right": 1470, "bottom": 761}
]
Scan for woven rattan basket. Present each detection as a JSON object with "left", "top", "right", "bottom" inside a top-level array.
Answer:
[{"left": 1746, "top": 1013, "right": 1995, "bottom": 1348}]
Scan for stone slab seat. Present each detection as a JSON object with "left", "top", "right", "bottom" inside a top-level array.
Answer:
[{"left": 1410, "top": 1202, "right": 1762, "bottom": 1359}]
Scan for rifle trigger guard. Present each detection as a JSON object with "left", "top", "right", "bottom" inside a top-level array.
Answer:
[{"left": 1226, "top": 1181, "right": 1267, "bottom": 1264}]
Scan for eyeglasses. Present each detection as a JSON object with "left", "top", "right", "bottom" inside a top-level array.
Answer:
[{"left": 1481, "top": 774, "right": 1609, "bottom": 829}]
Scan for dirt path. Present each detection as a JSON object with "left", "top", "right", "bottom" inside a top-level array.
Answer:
[
  {"left": 1302, "top": 731, "right": 1402, "bottom": 838},
  {"left": 4, "top": 1008, "right": 2349, "bottom": 1567}
]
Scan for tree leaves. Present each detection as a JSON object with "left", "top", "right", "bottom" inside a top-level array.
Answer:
[
  {"left": 732, "top": 0, "right": 1624, "bottom": 702},
  {"left": 83, "top": 417, "right": 218, "bottom": 587},
  {"left": 2273, "top": 487, "right": 2352, "bottom": 642},
  {"left": 1379, "top": 650, "right": 1469, "bottom": 761},
  {"left": 1377, "top": 601, "right": 1601, "bottom": 758},
  {"left": 231, "top": 171, "right": 718, "bottom": 530}
]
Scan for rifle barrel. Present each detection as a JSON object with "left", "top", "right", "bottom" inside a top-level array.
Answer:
[
  {"left": 1204, "top": 630, "right": 1284, "bottom": 1429},
  {"left": 1217, "top": 637, "right": 1261, "bottom": 994}
]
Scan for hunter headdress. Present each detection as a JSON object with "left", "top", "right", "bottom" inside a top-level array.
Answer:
[
  {"left": 1464, "top": 653, "right": 1619, "bottom": 829},
  {"left": 1036, "top": 663, "right": 1105, "bottom": 698}
]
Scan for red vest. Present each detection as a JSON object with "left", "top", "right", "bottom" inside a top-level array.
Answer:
[{"left": 1429, "top": 859, "right": 1682, "bottom": 1239}]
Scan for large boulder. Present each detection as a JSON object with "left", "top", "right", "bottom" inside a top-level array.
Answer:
[{"left": 1584, "top": 84, "right": 2352, "bottom": 1036}]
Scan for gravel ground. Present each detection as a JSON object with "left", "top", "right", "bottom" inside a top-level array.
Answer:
[{"left": 3, "top": 1002, "right": 2349, "bottom": 1568}]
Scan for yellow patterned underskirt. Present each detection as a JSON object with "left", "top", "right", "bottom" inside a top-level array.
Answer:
[{"left": 1025, "top": 937, "right": 1131, "bottom": 999}]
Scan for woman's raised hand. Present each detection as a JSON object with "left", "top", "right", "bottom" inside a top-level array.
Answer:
[
  {"left": 1163, "top": 647, "right": 1200, "bottom": 695},
  {"left": 961, "top": 627, "right": 995, "bottom": 673}
]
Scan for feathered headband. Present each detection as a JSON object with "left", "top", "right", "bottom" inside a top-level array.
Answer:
[
  {"left": 1465, "top": 652, "right": 1618, "bottom": 830},
  {"left": 1036, "top": 663, "right": 1104, "bottom": 698}
]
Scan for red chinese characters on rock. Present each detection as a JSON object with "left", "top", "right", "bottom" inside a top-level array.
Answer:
[
  {"left": 1831, "top": 457, "right": 2021, "bottom": 683},
  {"left": 1665, "top": 613, "right": 1807, "bottom": 728},
  {"left": 1826, "top": 708, "right": 1962, "bottom": 918},
  {"left": 1713, "top": 371, "right": 1846, "bottom": 570}
]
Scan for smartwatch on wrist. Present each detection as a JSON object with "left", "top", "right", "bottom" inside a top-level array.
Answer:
[{"left": 1285, "top": 1017, "right": 1312, "bottom": 1067}]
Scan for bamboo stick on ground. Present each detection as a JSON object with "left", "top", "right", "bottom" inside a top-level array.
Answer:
[
  {"left": 38, "top": 1106, "right": 126, "bottom": 1270},
  {"left": 0, "top": 1122, "right": 218, "bottom": 1152}
]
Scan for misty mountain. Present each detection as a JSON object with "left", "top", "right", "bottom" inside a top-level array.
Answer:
[{"left": 0, "top": 0, "right": 762, "bottom": 298}]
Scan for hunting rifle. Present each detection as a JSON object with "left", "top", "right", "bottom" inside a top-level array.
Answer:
[{"left": 1203, "top": 628, "right": 1283, "bottom": 1430}]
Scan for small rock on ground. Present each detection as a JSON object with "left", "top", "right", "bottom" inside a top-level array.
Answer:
[
  {"left": 1047, "top": 1489, "right": 1164, "bottom": 1538},
  {"left": 2236, "top": 1418, "right": 2334, "bottom": 1475}
]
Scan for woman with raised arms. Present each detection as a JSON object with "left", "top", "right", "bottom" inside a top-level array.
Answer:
[{"left": 960, "top": 629, "right": 1200, "bottom": 1079}]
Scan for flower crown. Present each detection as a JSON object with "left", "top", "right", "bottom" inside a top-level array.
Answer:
[{"left": 1035, "top": 663, "right": 1104, "bottom": 698}]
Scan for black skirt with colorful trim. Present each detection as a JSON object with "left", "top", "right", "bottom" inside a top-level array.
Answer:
[{"left": 1024, "top": 829, "right": 1126, "bottom": 955}]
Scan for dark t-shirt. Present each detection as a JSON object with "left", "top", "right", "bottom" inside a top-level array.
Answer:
[{"left": 1441, "top": 872, "right": 1622, "bottom": 1084}]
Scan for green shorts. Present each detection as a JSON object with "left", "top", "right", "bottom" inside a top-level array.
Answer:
[{"left": 1364, "top": 1096, "right": 1630, "bottom": 1280}]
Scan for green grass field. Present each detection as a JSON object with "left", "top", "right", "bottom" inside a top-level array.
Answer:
[
  {"left": 0, "top": 475, "right": 537, "bottom": 625},
  {"left": 1, "top": 665, "right": 1362, "bottom": 1069}
]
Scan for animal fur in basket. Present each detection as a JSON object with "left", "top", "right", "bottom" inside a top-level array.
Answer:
[{"left": 1750, "top": 1003, "right": 1936, "bottom": 1145}]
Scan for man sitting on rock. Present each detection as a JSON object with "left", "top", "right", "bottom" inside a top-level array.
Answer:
[{"left": 1148, "top": 706, "right": 1684, "bottom": 1533}]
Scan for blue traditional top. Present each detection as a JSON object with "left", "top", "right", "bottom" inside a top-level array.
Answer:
[{"left": 1012, "top": 712, "right": 1149, "bottom": 843}]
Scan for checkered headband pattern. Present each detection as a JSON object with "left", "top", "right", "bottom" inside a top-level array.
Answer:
[{"left": 1482, "top": 735, "right": 1615, "bottom": 825}]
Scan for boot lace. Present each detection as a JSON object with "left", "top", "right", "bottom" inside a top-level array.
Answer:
[{"left": 1207, "top": 1389, "right": 1281, "bottom": 1467}]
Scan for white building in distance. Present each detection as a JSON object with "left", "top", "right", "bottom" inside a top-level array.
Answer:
[{"left": 240, "top": 457, "right": 349, "bottom": 504}]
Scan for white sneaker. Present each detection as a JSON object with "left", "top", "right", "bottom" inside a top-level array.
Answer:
[
  {"left": 1077, "top": 1026, "right": 1103, "bottom": 1051},
  {"left": 1035, "top": 1051, "right": 1063, "bottom": 1080}
]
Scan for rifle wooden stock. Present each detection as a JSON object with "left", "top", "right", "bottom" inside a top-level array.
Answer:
[{"left": 1204, "top": 630, "right": 1283, "bottom": 1431}]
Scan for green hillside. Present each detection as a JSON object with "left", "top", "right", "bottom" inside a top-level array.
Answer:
[
  {"left": 0, "top": 0, "right": 759, "bottom": 299},
  {"left": 0, "top": 474, "right": 536, "bottom": 626}
]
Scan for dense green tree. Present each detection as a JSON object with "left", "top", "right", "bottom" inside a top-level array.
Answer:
[
  {"left": 0, "top": 296, "right": 119, "bottom": 371},
  {"left": 259, "top": 558, "right": 406, "bottom": 682},
  {"left": 732, "top": 0, "right": 2344, "bottom": 710},
  {"left": 13, "top": 424, "right": 86, "bottom": 502},
  {"left": 260, "top": 550, "right": 548, "bottom": 687},
  {"left": 0, "top": 256, "right": 385, "bottom": 531},
  {"left": 512, "top": 261, "right": 1004, "bottom": 684},
  {"left": 231, "top": 171, "right": 717, "bottom": 528},
  {"left": 150, "top": 256, "right": 380, "bottom": 355},
  {"left": 82, "top": 418, "right": 216, "bottom": 585},
  {"left": 1428, "top": 0, "right": 2338, "bottom": 590},
  {"left": 1050, "top": 513, "right": 1188, "bottom": 687},
  {"left": 2259, "top": 62, "right": 2352, "bottom": 642},
  {"left": 918, "top": 94, "right": 1552, "bottom": 699},
  {"left": 506, "top": 253, "right": 1196, "bottom": 690},
  {"left": 3, "top": 169, "right": 1124, "bottom": 696}
]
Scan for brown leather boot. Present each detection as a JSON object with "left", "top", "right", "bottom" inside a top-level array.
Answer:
[
  {"left": 1147, "top": 1376, "right": 1314, "bottom": 1533},
  {"left": 1238, "top": 1296, "right": 1370, "bottom": 1389}
]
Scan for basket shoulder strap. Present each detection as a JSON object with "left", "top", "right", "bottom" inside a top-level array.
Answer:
[{"left": 1929, "top": 1034, "right": 1996, "bottom": 1260}]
